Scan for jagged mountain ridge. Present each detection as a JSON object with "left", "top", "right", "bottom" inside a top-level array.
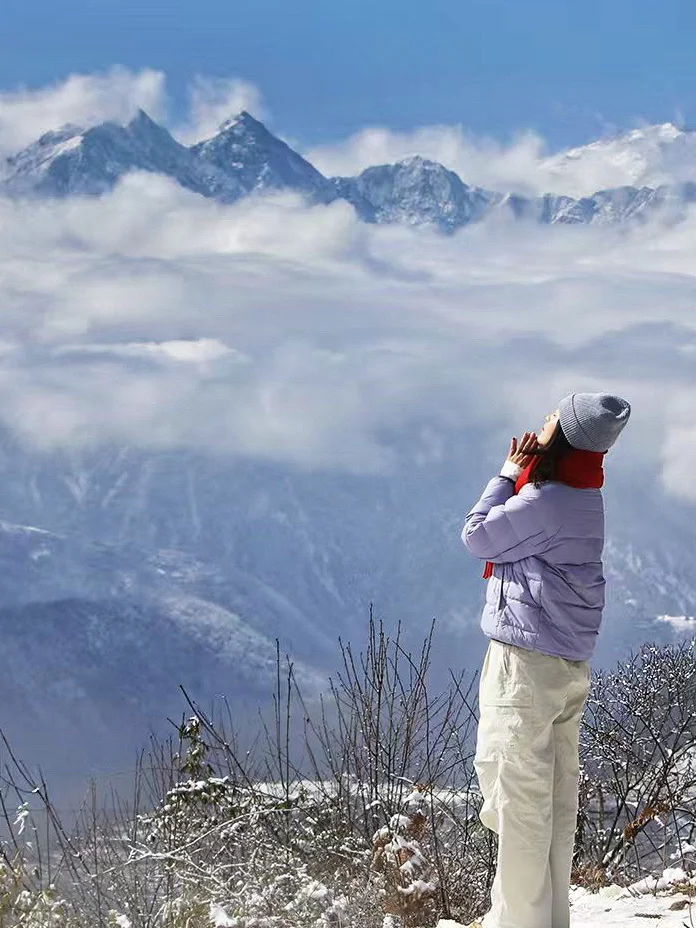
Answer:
[
  {"left": 4, "top": 110, "right": 244, "bottom": 201},
  {"left": 5, "top": 111, "right": 696, "bottom": 231}
]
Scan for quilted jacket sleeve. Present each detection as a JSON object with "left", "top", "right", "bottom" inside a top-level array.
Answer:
[{"left": 461, "top": 476, "right": 560, "bottom": 563}]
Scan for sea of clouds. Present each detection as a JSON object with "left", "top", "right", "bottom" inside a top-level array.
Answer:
[{"left": 0, "top": 68, "right": 694, "bottom": 498}]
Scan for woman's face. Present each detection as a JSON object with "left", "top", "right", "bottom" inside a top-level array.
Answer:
[{"left": 537, "top": 408, "right": 560, "bottom": 447}]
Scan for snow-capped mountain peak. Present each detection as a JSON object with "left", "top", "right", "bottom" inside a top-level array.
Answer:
[
  {"left": 563, "top": 122, "right": 684, "bottom": 161},
  {"left": 333, "top": 155, "right": 497, "bottom": 231},
  {"left": 127, "top": 107, "right": 162, "bottom": 130},
  {"left": 217, "top": 109, "right": 267, "bottom": 135},
  {"left": 191, "top": 110, "right": 336, "bottom": 202},
  {"left": 540, "top": 122, "right": 696, "bottom": 197},
  {"left": 5, "top": 124, "right": 84, "bottom": 178}
]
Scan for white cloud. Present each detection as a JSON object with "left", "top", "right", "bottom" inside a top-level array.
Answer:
[
  {"left": 55, "top": 337, "right": 242, "bottom": 364},
  {"left": 2, "top": 111, "right": 696, "bottom": 493},
  {"left": 177, "top": 76, "right": 267, "bottom": 144},
  {"left": 0, "top": 67, "right": 166, "bottom": 155}
]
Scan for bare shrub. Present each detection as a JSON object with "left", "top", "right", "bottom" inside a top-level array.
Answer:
[
  {"left": 1, "top": 625, "right": 694, "bottom": 925},
  {"left": 0, "top": 614, "right": 491, "bottom": 927},
  {"left": 577, "top": 641, "right": 696, "bottom": 884}
]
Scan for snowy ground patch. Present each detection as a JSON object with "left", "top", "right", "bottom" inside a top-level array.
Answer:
[{"left": 437, "top": 869, "right": 695, "bottom": 928}]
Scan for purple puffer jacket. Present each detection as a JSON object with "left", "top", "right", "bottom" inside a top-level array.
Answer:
[{"left": 461, "top": 476, "right": 605, "bottom": 661}]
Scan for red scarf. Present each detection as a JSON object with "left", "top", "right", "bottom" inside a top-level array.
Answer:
[{"left": 481, "top": 449, "right": 605, "bottom": 579}]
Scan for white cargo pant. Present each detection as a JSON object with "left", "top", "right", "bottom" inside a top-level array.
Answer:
[{"left": 474, "top": 639, "right": 591, "bottom": 928}]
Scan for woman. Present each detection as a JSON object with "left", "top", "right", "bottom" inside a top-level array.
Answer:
[{"left": 461, "top": 392, "right": 631, "bottom": 928}]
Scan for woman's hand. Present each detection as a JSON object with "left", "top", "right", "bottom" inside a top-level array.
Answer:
[{"left": 506, "top": 431, "right": 538, "bottom": 469}]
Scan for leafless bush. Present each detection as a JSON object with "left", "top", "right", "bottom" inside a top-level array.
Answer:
[
  {"left": 0, "top": 614, "right": 492, "bottom": 927},
  {"left": 1, "top": 626, "right": 694, "bottom": 926},
  {"left": 169, "top": 614, "right": 494, "bottom": 925},
  {"left": 577, "top": 641, "right": 696, "bottom": 884}
]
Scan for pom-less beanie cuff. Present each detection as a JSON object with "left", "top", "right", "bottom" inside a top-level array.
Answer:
[{"left": 558, "top": 392, "right": 631, "bottom": 452}]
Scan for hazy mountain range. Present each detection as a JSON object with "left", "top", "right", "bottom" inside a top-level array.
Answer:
[{"left": 1, "top": 431, "right": 694, "bottom": 797}]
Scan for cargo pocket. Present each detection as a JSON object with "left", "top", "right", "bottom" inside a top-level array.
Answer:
[{"left": 480, "top": 641, "right": 534, "bottom": 709}]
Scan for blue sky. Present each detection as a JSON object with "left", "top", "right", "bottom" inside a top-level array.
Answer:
[{"left": 1, "top": 0, "right": 695, "bottom": 150}]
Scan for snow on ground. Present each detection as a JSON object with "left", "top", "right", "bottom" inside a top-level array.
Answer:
[
  {"left": 438, "top": 869, "right": 695, "bottom": 928},
  {"left": 569, "top": 878, "right": 694, "bottom": 927}
]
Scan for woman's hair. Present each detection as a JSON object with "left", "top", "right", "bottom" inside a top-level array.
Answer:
[{"left": 529, "top": 422, "right": 573, "bottom": 487}]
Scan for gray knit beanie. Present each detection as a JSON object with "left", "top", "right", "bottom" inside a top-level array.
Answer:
[{"left": 558, "top": 392, "right": 631, "bottom": 452}]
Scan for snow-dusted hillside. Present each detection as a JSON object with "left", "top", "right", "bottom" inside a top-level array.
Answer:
[{"left": 0, "top": 513, "right": 326, "bottom": 785}]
